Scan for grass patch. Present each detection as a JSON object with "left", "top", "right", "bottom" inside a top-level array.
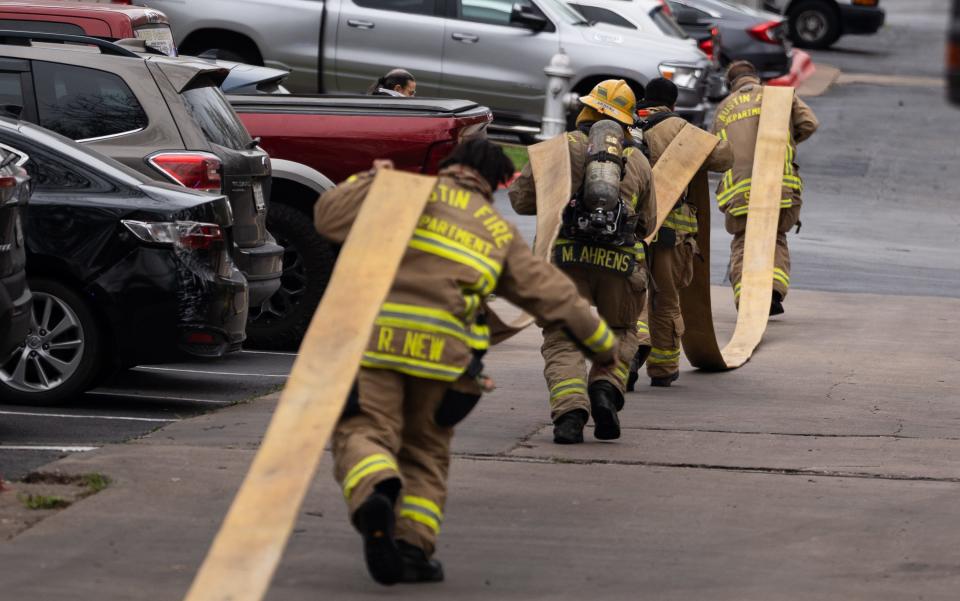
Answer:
[
  {"left": 81, "top": 473, "right": 111, "bottom": 493},
  {"left": 19, "top": 493, "right": 71, "bottom": 511},
  {"left": 499, "top": 144, "right": 529, "bottom": 172}
]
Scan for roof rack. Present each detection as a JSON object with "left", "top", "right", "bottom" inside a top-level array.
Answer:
[{"left": 0, "top": 30, "right": 140, "bottom": 58}]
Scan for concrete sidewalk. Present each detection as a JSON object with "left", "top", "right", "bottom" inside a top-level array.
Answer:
[{"left": 2, "top": 286, "right": 960, "bottom": 600}]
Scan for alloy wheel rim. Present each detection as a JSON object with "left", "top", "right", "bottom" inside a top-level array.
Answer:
[
  {"left": 796, "top": 10, "right": 828, "bottom": 42},
  {"left": 0, "top": 291, "right": 85, "bottom": 392}
]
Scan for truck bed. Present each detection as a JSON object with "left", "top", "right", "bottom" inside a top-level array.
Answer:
[{"left": 229, "top": 94, "right": 492, "bottom": 184}]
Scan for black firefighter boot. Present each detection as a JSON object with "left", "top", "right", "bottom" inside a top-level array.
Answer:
[
  {"left": 770, "top": 291, "right": 785, "bottom": 316},
  {"left": 553, "top": 409, "right": 588, "bottom": 444},
  {"left": 627, "top": 345, "right": 651, "bottom": 392},
  {"left": 351, "top": 479, "right": 403, "bottom": 586},
  {"left": 588, "top": 381, "right": 622, "bottom": 441},
  {"left": 650, "top": 372, "right": 680, "bottom": 387},
  {"left": 397, "top": 540, "right": 445, "bottom": 583}
]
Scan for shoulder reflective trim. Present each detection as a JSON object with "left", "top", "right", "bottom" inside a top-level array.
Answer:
[
  {"left": 400, "top": 495, "right": 443, "bottom": 534},
  {"left": 343, "top": 453, "right": 398, "bottom": 500},
  {"left": 409, "top": 228, "right": 502, "bottom": 294},
  {"left": 361, "top": 353, "right": 464, "bottom": 381},
  {"left": 583, "top": 321, "right": 615, "bottom": 354},
  {"left": 636, "top": 320, "right": 649, "bottom": 334},
  {"left": 379, "top": 302, "right": 489, "bottom": 350}
]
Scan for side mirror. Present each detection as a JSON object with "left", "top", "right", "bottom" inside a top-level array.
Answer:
[
  {"left": 672, "top": 6, "right": 702, "bottom": 26},
  {"left": 510, "top": 3, "right": 549, "bottom": 31}
]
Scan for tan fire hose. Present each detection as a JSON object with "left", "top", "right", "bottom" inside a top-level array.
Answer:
[
  {"left": 183, "top": 169, "right": 437, "bottom": 601},
  {"left": 183, "top": 86, "right": 794, "bottom": 601}
]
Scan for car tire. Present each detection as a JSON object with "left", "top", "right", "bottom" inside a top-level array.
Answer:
[
  {"left": 788, "top": 0, "right": 841, "bottom": 49},
  {"left": 246, "top": 202, "right": 335, "bottom": 350},
  {"left": 0, "top": 278, "right": 102, "bottom": 405}
]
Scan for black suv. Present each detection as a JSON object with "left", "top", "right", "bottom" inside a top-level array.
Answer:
[
  {"left": 0, "top": 32, "right": 282, "bottom": 343},
  {"left": 0, "top": 147, "right": 30, "bottom": 357}
]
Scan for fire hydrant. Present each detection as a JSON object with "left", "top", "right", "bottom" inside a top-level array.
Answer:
[{"left": 538, "top": 51, "right": 579, "bottom": 140}]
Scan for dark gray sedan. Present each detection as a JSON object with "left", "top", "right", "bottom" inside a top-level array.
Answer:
[{"left": 669, "top": 0, "right": 791, "bottom": 81}]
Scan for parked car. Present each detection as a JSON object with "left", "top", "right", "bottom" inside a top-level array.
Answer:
[
  {"left": 0, "top": 117, "right": 247, "bottom": 404},
  {"left": 564, "top": 0, "right": 726, "bottom": 102},
  {"left": 0, "top": 31, "right": 284, "bottom": 344},
  {"left": 668, "top": 0, "right": 790, "bottom": 81},
  {"left": 229, "top": 92, "right": 492, "bottom": 348},
  {"left": 0, "top": 146, "right": 31, "bottom": 358},
  {"left": 99, "top": 0, "right": 712, "bottom": 128},
  {"left": 0, "top": 0, "right": 177, "bottom": 55},
  {"left": 763, "top": 0, "right": 884, "bottom": 49}
]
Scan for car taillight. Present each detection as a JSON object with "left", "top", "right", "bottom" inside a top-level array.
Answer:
[
  {"left": 658, "top": 0, "right": 672, "bottom": 16},
  {"left": 748, "top": 20, "right": 783, "bottom": 44},
  {"left": 122, "top": 220, "right": 225, "bottom": 251},
  {"left": 699, "top": 38, "right": 714, "bottom": 60},
  {"left": 148, "top": 152, "right": 222, "bottom": 193}
]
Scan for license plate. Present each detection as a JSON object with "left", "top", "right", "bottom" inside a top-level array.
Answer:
[{"left": 253, "top": 181, "right": 266, "bottom": 213}]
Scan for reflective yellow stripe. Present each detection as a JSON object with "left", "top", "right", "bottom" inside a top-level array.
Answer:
[
  {"left": 583, "top": 321, "right": 615, "bottom": 354},
  {"left": 343, "top": 453, "right": 398, "bottom": 500},
  {"left": 733, "top": 282, "right": 743, "bottom": 299},
  {"left": 550, "top": 378, "right": 587, "bottom": 401},
  {"left": 647, "top": 347, "right": 681, "bottom": 365},
  {"left": 399, "top": 494, "right": 443, "bottom": 535},
  {"left": 664, "top": 209, "right": 698, "bottom": 234},
  {"left": 409, "top": 228, "right": 502, "bottom": 294},
  {"left": 613, "top": 362, "right": 629, "bottom": 383},
  {"left": 636, "top": 320, "right": 649, "bottom": 334},
  {"left": 378, "top": 302, "right": 489, "bottom": 350},
  {"left": 728, "top": 205, "right": 750, "bottom": 217},
  {"left": 361, "top": 352, "right": 464, "bottom": 381},
  {"left": 773, "top": 268, "right": 790, "bottom": 288},
  {"left": 625, "top": 242, "right": 646, "bottom": 261}
]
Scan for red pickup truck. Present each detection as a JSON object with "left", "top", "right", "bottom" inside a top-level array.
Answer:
[{"left": 229, "top": 94, "right": 492, "bottom": 347}]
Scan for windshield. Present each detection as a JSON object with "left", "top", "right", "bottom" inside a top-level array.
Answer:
[{"left": 537, "top": 0, "right": 590, "bottom": 25}]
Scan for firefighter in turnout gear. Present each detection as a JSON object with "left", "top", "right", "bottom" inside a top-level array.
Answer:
[
  {"left": 509, "top": 79, "right": 657, "bottom": 444},
  {"left": 711, "top": 60, "right": 819, "bottom": 315},
  {"left": 314, "top": 140, "right": 617, "bottom": 586},
  {"left": 628, "top": 78, "right": 733, "bottom": 388}
]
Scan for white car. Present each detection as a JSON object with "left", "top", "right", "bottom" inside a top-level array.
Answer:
[{"left": 565, "top": 0, "right": 725, "bottom": 99}]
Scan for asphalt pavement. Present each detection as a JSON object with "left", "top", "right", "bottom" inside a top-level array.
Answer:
[{"left": 1, "top": 1, "right": 959, "bottom": 598}]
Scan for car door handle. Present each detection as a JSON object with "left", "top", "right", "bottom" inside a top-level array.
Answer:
[
  {"left": 451, "top": 32, "right": 479, "bottom": 43},
  {"left": 347, "top": 19, "right": 375, "bottom": 29}
]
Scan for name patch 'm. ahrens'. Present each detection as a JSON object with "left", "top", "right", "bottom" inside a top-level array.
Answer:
[{"left": 554, "top": 240, "right": 636, "bottom": 275}]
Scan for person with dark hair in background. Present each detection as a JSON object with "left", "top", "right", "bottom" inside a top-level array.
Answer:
[
  {"left": 367, "top": 68, "right": 417, "bottom": 97},
  {"left": 313, "top": 139, "right": 616, "bottom": 585}
]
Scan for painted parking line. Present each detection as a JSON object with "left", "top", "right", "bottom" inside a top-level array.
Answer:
[
  {"left": 0, "top": 445, "right": 99, "bottom": 452},
  {"left": 0, "top": 410, "right": 173, "bottom": 423},
  {"left": 240, "top": 350, "right": 298, "bottom": 357},
  {"left": 133, "top": 366, "right": 289, "bottom": 378},
  {"left": 86, "top": 391, "right": 234, "bottom": 405}
]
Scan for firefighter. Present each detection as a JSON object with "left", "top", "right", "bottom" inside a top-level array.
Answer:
[
  {"left": 627, "top": 78, "right": 733, "bottom": 388},
  {"left": 314, "top": 139, "right": 618, "bottom": 585},
  {"left": 509, "top": 79, "right": 657, "bottom": 444},
  {"left": 711, "top": 60, "right": 819, "bottom": 315}
]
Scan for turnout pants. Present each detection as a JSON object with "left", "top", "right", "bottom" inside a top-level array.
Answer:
[
  {"left": 647, "top": 239, "right": 695, "bottom": 379},
  {"left": 332, "top": 366, "right": 453, "bottom": 557},
  {"left": 542, "top": 264, "right": 646, "bottom": 421},
  {"left": 726, "top": 205, "right": 801, "bottom": 304}
]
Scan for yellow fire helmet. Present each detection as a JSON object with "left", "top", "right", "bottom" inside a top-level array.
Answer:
[{"left": 579, "top": 79, "right": 637, "bottom": 126}]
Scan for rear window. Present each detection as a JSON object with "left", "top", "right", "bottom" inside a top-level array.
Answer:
[
  {"left": 0, "top": 19, "right": 84, "bottom": 36},
  {"left": 33, "top": 61, "right": 148, "bottom": 141},
  {"left": 651, "top": 6, "right": 688, "bottom": 38},
  {"left": 181, "top": 83, "right": 252, "bottom": 150},
  {"left": 570, "top": 4, "right": 636, "bottom": 29}
]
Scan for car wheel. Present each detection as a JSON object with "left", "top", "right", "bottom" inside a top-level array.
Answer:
[
  {"left": 788, "top": 0, "right": 841, "bottom": 49},
  {"left": 246, "top": 202, "right": 335, "bottom": 350},
  {"left": 0, "top": 278, "right": 102, "bottom": 405}
]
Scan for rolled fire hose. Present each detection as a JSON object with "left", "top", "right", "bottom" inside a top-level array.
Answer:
[{"left": 183, "top": 87, "right": 794, "bottom": 601}]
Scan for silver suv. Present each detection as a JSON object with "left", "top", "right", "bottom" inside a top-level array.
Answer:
[{"left": 130, "top": 0, "right": 712, "bottom": 125}]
